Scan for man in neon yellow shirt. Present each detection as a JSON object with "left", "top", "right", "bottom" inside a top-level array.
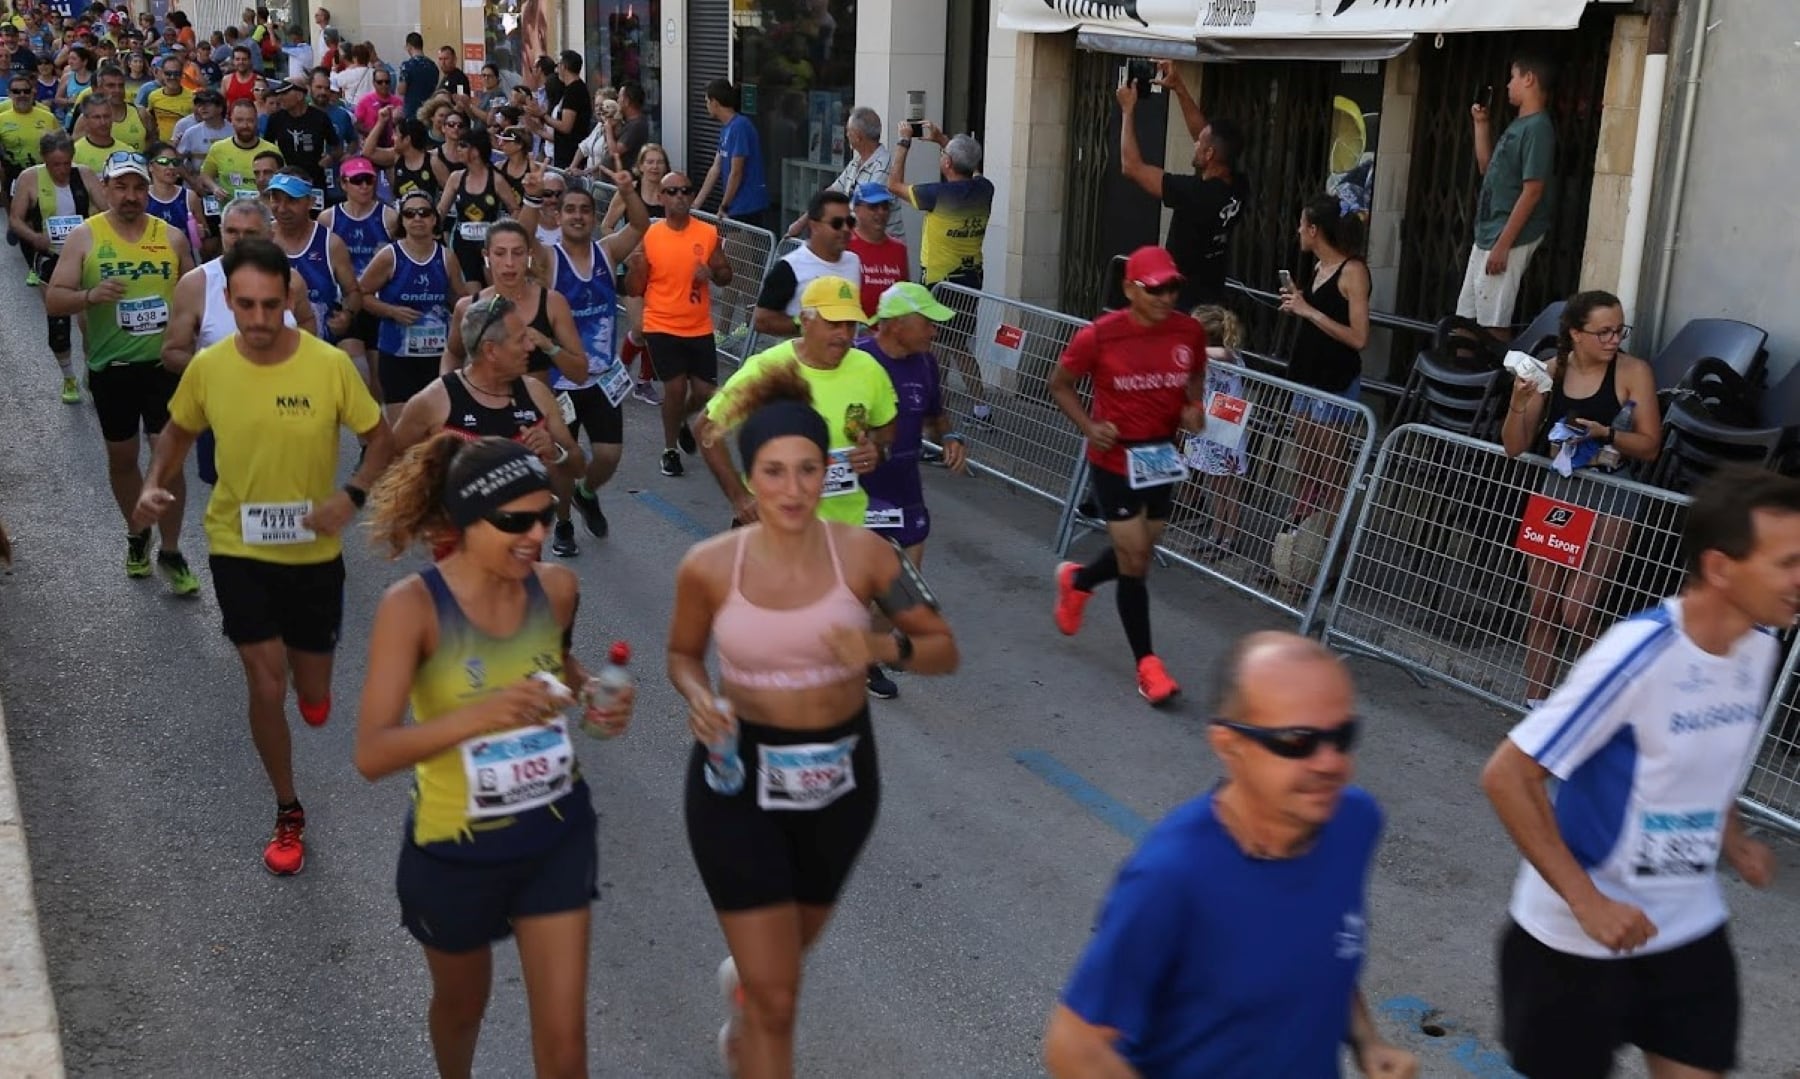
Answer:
[
  {"left": 0, "top": 75, "right": 58, "bottom": 188},
  {"left": 202, "top": 98, "right": 276, "bottom": 201},
  {"left": 697, "top": 274, "right": 898, "bottom": 528},
  {"left": 133, "top": 236, "right": 394, "bottom": 877}
]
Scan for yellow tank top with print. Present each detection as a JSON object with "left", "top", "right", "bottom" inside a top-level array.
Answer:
[{"left": 79, "top": 212, "right": 179, "bottom": 370}]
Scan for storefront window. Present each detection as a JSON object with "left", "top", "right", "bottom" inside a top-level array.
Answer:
[
  {"left": 586, "top": 0, "right": 662, "bottom": 146},
  {"left": 485, "top": 0, "right": 550, "bottom": 78},
  {"left": 732, "top": 0, "right": 856, "bottom": 227}
]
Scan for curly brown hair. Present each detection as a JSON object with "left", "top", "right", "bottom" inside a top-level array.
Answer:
[
  {"left": 703, "top": 360, "right": 816, "bottom": 445},
  {"left": 366, "top": 432, "right": 463, "bottom": 558},
  {"left": 1190, "top": 304, "right": 1244, "bottom": 352}
]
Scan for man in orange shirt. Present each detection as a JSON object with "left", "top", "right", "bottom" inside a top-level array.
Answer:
[{"left": 624, "top": 170, "right": 733, "bottom": 478}]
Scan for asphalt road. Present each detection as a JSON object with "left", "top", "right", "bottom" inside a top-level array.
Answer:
[{"left": 2, "top": 263, "right": 1799, "bottom": 1079}]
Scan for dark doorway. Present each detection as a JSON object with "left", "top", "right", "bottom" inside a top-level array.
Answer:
[
  {"left": 945, "top": 0, "right": 990, "bottom": 140},
  {"left": 1060, "top": 49, "right": 1169, "bottom": 317}
]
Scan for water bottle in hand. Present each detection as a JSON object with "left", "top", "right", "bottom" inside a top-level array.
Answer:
[
  {"left": 580, "top": 641, "right": 633, "bottom": 740},
  {"left": 704, "top": 696, "right": 745, "bottom": 795}
]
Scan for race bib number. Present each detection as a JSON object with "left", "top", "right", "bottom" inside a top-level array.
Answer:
[
  {"left": 462, "top": 717, "right": 575, "bottom": 818},
  {"left": 239, "top": 500, "right": 316, "bottom": 545},
  {"left": 310, "top": 187, "right": 324, "bottom": 211},
  {"left": 555, "top": 390, "right": 577, "bottom": 425},
  {"left": 116, "top": 295, "right": 170, "bottom": 335},
  {"left": 824, "top": 448, "right": 857, "bottom": 497},
  {"left": 458, "top": 221, "right": 491, "bottom": 243},
  {"left": 597, "top": 359, "right": 632, "bottom": 407},
  {"left": 864, "top": 505, "right": 905, "bottom": 529},
  {"left": 232, "top": 187, "right": 258, "bottom": 203},
  {"left": 756, "top": 736, "right": 858, "bottom": 811},
  {"left": 1630, "top": 809, "right": 1723, "bottom": 881},
  {"left": 46, "top": 214, "right": 82, "bottom": 247},
  {"left": 1126, "top": 443, "right": 1188, "bottom": 490},
  {"left": 201, "top": 194, "right": 222, "bottom": 217},
  {"left": 404, "top": 320, "right": 447, "bottom": 356}
]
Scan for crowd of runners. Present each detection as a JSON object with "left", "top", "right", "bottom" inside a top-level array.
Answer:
[{"left": 3, "top": 4, "right": 1793, "bottom": 1078}]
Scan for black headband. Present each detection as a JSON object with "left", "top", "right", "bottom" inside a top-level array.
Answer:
[
  {"left": 442, "top": 442, "right": 553, "bottom": 528},
  {"left": 737, "top": 399, "right": 829, "bottom": 469}
]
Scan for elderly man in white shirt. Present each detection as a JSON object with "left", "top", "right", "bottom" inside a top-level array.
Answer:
[{"left": 785, "top": 105, "right": 903, "bottom": 241}]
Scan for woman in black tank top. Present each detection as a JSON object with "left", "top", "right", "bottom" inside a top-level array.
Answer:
[
  {"left": 442, "top": 221, "right": 587, "bottom": 389},
  {"left": 1277, "top": 195, "right": 1372, "bottom": 532},
  {"left": 439, "top": 130, "right": 523, "bottom": 289},
  {"left": 1501, "top": 289, "right": 1663, "bottom": 702}
]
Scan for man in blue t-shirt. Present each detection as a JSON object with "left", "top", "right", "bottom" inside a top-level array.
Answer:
[
  {"left": 695, "top": 77, "right": 769, "bottom": 232},
  {"left": 1045, "top": 633, "right": 1417, "bottom": 1079},
  {"left": 396, "top": 33, "right": 437, "bottom": 121}
]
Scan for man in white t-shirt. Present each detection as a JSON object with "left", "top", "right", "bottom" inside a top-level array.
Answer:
[
  {"left": 1481, "top": 465, "right": 1800, "bottom": 1079},
  {"left": 751, "top": 187, "right": 861, "bottom": 338}
]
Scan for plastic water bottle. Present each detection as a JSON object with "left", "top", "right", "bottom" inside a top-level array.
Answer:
[
  {"left": 579, "top": 641, "right": 633, "bottom": 739},
  {"left": 704, "top": 696, "right": 745, "bottom": 795}
]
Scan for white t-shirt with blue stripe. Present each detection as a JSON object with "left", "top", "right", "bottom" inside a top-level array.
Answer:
[{"left": 1505, "top": 597, "right": 1778, "bottom": 959}]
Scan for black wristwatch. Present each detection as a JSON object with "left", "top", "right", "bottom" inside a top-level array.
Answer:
[
  {"left": 1600, "top": 428, "right": 1616, "bottom": 446},
  {"left": 343, "top": 483, "right": 368, "bottom": 510},
  {"left": 889, "top": 628, "right": 915, "bottom": 669}
]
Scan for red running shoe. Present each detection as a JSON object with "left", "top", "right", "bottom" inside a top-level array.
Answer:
[
  {"left": 298, "top": 694, "right": 330, "bottom": 727},
  {"left": 1136, "top": 655, "right": 1180, "bottom": 707},
  {"left": 1054, "top": 561, "right": 1092, "bottom": 636},
  {"left": 263, "top": 806, "right": 306, "bottom": 876}
]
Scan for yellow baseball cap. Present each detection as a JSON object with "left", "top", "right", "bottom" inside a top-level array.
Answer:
[{"left": 798, "top": 275, "right": 869, "bottom": 324}]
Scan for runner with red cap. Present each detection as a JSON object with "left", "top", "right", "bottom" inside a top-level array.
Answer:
[{"left": 1048, "top": 245, "right": 1207, "bottom": 705}]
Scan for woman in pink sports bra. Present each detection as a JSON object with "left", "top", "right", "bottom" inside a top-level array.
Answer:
[{"left": 668, "top": 363, "right": 958, "bottom": 1079}]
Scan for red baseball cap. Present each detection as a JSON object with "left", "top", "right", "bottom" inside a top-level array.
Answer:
[{"left": 1124, "top": 245, "right": 1184, "bottom": 289}]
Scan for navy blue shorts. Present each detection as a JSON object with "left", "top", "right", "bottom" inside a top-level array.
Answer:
[{"left": 396, "top": 798, "right": 598, "bottom": 954}]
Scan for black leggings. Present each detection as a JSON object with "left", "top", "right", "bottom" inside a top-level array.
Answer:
[
  {"left": 684, "top": 707, "right": 879, "bottom": 912},
  {"left": 35, "top": 252, "right": 69, "bottom": 353}
]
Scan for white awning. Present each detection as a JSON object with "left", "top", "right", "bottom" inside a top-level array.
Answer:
[{"left": 998, "top": 0, "right": 1598, "bottom": 42}]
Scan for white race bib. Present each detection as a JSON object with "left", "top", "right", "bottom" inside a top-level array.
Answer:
[
  {"left": 1125, "top": 442, "right": 1189, "bottom": 490},
  {"left": 239, "top": 500, "right": 316, "bottom": 545},
  {"left": 232, "top": 187, "right": 259, "bottom": 202},
  {"left": 457, "top": 220, "right": 491, "bottom": 243},
  {"left": 863, "top": 506, "right": 904, "bottom": 529},
  {"left": 824, "top": 447, "right": 856, "bottom": 497},
  {"left": 462, "top": 717, "right": 575, "bottom": 818},
  {"left": 310, "top": 187, "right": 324, "bottom": 211},
  {"left": 597, "top": 359, "right": 632, "bottom": 407},
  {"left": 403, "top": 320, "right": 447, "bottom": 356},
  {"left": 756, "top": 736, "right": 859, "bottom": 811},
  {"left": 116, "top": 295, "right": 170, "bottom": 335},
  {"left": 201, "top": 194, "right": 221, "bottom": 216},
  {"left": 46, "top": 214, "right": 82, "bottom": 247},
  {"left": 555, "top": 389, "right": 577, "bottom": 425},
  {"left": 1629, "top": 808, "right": 1724, "bottom": 883}
]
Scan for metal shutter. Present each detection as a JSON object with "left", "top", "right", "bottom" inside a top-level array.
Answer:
[{"left": 686, "top": 0, "right": 728, "bottom": 189}]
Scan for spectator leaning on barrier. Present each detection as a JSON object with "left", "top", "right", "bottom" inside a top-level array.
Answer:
[
  {"left": 1461, "top": 53, "right": 1556, "bottom": 337},
  {"left": 1502, "top": 290, "right": 1661, "bottom": 706},
  {"left": 1117, "top": 63, "right": 1248, "bottom": 310},
  {"left": 753, "top": 187, "right": 862, "bottom": 338},
  {"left": 786, "top": 104, "right": 902, "bottom": 242},
  {"left": 847, "top": 182, "right": 906, "bottom": 319}
]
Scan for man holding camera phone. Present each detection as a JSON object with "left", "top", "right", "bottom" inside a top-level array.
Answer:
[
  {"left": 1460, "top": 54, "right": 1557, "bottom": 336},
  {"left": 1116, "top": 60, "right": 1248, "bottom": 309}
]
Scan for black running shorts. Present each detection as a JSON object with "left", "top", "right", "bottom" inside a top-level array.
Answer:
[
  {"left": 557, "top": 383, "right": 622, "bottom": 446},
  {"left": 208, "top": 554, "right": 346, "bottom": 652},
  {"left": 645, "top": 331, "right": 718, "bottom": 385},
  {"left": 89, "top": 362, "right": 179, "bottom": 443},
  {"left": 1087, "top": 459, "right": 1176, "bottom": 523}
]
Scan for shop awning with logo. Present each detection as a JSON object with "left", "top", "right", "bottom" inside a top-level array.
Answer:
[{"left": 998, "top": 0, "right": 1608, "bottom": 60}]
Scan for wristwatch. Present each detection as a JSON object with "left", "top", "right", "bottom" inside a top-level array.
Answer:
[
  {"left": 342, "top": 483, "right": 367, "bottom": 509},
  {"left": 889, "top": 628, "right": 915, "bottom": 668},
  {"left": 896, "top": 137, "right": 912, "bottom": 149}
]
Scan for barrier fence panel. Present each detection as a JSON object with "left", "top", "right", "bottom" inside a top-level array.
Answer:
[
  {"left": 1323, "top": 424, "right": 1691, "bottom": 714},
  {"left": 1745, "top": 642, "right": 1800, "bottom": 835},
  {"left": 724, "top": 237, "right": 804, "bottom": 373},
  {"left": 693, "top": 211, "right": 779, "bottom": 371},
  {"left": 925, "top": 284, "right": 1094, "bottom": 515},
  {"left": 1055, "top": 364, "right": 1377, "bottom": 635}
]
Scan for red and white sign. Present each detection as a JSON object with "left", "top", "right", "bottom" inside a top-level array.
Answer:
[
  {"left": 982, "top": 323, "right": 1027, "bottom": 372},
  {"left": 1201, "top": 392, "right": 1249, "bottom": 445},
  {"left": 1514, "top": 494, "right": 1596, "bottom": 569}
]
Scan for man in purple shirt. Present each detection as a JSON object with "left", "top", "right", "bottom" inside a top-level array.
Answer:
[{"left": 855, "top": 281, "right": 967, "bottom": 699}]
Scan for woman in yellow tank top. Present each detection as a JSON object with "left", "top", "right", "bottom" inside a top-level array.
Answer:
[{"left": 356, "top": 435, "right": 635, "bottom": 1079}]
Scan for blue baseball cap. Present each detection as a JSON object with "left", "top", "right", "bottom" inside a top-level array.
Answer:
[
  {"left": 266, "top": 172, "right": 313, "bottom": 200},
  {"left": 854, "top": 181, "right": 895, "bottom": 206}
]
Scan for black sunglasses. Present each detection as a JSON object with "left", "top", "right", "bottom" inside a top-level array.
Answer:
[
  {"left": 8, "top": 85, "right": 30, "bottom": 94},
  {"left": 343, "top": 174, "right": 374, "bottom": 185},
  {"left": 1211, "top": 718, "right": 1360, "bottom": 759},
  {"left": 150, "top": 155, "right": 180, "bottom": 167},
  {"left": 468, "top": 294, "right": 515, "bottom": 348},
  {"left": 373, "top": 77, "right": 390, "bottom": 85},
  {"left": 660, "top": 185, "right": 694, "bottom": 197},
  {"left": 484, "top": 504, "right": 556, "bottom": 533},
  {"left": 1134, "top": 280, "right": 1180, "bottom": 297},
  {"left": 818, "top": 215, "right": 852, "bottom": 230},
  {"left": 401, "top": 206, "right": 434, "bottom": 218}
]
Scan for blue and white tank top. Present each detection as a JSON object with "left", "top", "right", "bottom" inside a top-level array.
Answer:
[
  {"left": 287, "top": 222, "right": 337, "bottom": 337},
  {"left": 549, "top": 239, "right": 618, "bottom": 392},
  {"left": 375, "top": 241, "right": 453, "bottom": 358},
  {"left": 329, "top": 202, "right": 389, "bottom": 276}
]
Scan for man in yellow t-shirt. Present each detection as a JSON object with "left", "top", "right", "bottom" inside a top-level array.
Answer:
[
  {"left": 132, "top": 236, "right": 395, "bottom": 878},
  {"left": 202, "top": 98, "right": 278, "bottom": 200},
  {"left": 144, "top": 57, "right": 195, "bottom": 134},
  {"left": 0, "top": 76, "right": 59, "bottom": 183},
  {"left": 697, "top": 274, "right": 898, "bottom": 528}
]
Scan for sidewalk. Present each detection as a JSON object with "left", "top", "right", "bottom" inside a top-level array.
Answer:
[{"left": 0, "top": 691, "right": 65, "bottom": 1079}]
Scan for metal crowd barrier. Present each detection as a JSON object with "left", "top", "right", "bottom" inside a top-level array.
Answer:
[
  {"left": 721, "top": 237, "right": 805, "bottom": 374},
  {"left": 693, "top": 210, "right": 778, "bottom": 370},
  {"left": 1055, "top": 363, "right": 1376, "bottom": 635},
  {"left": 1744, "top": 644, "right": 1800, "bottom": 834},
  {"left": 1322, "top": 424, "right": 1691, "bottom": 713},
  {"left": 924, "top": 284, "right": 1094, "bottom": 521}
]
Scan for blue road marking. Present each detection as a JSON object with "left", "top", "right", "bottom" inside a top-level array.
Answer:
[
  {"left": 1012, "top": 750, "right": 1151, "bottom": 843},
  {"left": 632, "top": 490, "right": 713, "bottom": 540},
  {"left": 1012, "top": 753, "right": 1520, "bottom": 1077}
]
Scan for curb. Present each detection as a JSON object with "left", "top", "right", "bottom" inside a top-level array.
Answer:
[{"left": 0, "top": 692, "right": 65, "bottom": 1079}]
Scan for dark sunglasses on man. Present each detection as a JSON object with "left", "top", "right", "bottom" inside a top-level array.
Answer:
[{"left": 1210, "top": 717, "right": 1360, "bottom": 760}]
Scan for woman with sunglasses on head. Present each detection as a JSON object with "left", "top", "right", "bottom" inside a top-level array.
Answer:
[
  {"left": 1502, "top": 289, "right": 1661, "bottom": 705},
  {"left": 670, "top": 363, "right": 958, "bottom": 1078},
  {"left": 360, "top": 190, "right": 472, "bottom": 425},
  {"left": 356, "top": 433, "right": 631, "bottom": 1079},
  {"left": 439, "top": 128, "right": 524, "bottom": 290}
]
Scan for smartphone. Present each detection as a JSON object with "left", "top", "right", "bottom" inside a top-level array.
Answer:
[
  {"left": 1125, "top": 59, "right": 1155, "bottom": 97},
  {"left": 1278, "top": 269, "right": 1295, "bottom": 293},
  {"left": 901, "top": 121, "right": 922, "bottom": 139}
]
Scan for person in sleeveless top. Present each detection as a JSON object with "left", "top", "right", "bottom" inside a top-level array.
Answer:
[
  {"left": 438, "top": 128, "right": 525, "bottom": 290},
  {"left": 8, "top": 130, "right": 105, "bottom": 403},
  {"left": 1276, "top": 195, "right": 1372, "bottom": 536},
  {"left": 441, "top": 220, "right": 588, "bottom": 390},
  {"left": 1503, "top": 290, "right": 1662, "bottom": 703},
  {"left": 318, "top": 154, "right": 399, "bottom": 387},
  {"left": 669, "top": 364, "right": 958, "bottom": 1076},
  {"left": 267, "top": 167, "right": 361, "bottom": 342},
  {"left": 358, "top": 189, "right": 473, "bottom": 424},
  {"left": 357, "top": 435, "right": 634, "bottom": 1079}
]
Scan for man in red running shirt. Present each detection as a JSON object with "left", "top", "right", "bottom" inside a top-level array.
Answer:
[
  {"left": 848, "top": 181, "right": 907, "bottom": 318},
  {"left": 1049, "top": 246, "right": 1206, "bottom": 705}
]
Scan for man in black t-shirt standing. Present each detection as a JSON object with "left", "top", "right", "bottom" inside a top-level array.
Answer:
[
  {"left": 262, "top": 77, "right": 340, "bottom": 191},
  {"left": 541, "top": 49, "right": 591, "bottom": 169},
  {"left": 436, "top": 45, "right": 471, "bottom": 98},
  {"left": 1116, "top": 64, "right": 1248, "bottom": 309}
]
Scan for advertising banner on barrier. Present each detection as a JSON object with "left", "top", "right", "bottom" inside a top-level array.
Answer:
[
  {"left": 982, "top": 323, "right": 1027, "bottom": 372},
  {"left": 1514, "top": 494, "right": 1596, "bottom": 569}
]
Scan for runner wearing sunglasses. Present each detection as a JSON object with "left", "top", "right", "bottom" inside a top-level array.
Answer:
[
  {"left": 1049, "top": 245, "right": 1206, "bottom": 707},
  {"left": 359, "top": 190, "right": 472, "bottom": 425},
  {"left": 356, "top": 434, "right": 633, "bottom": 1079},
  {"left": 1046, "top": 632, "right": 1417, "bottom": 1079},
  {"left": 318, "top": 155, "right": 399, "bottom": 392},
  {"left": 142, "top": 140, "right": 205, "bottom": 255},
  {"left": 131, "top": 237, "right": 394, "bottom": 876}
]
